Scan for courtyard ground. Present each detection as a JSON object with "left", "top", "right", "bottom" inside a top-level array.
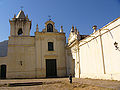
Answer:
[{"left": 0, "top": 78, "right": 120, "bottom": 90}]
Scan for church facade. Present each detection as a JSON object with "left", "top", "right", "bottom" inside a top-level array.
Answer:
[
  {"left": 0, "top": 10, "right": 120, "bottom": 81},
  {"left": 0, "top": 10, "right": 67, "bottom": 78}
]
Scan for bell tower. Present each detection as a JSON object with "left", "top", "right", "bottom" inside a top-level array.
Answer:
[{"left": 9, "top": 10, "right": 31, "bottom": 36}]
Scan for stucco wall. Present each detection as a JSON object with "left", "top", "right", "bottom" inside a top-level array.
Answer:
[
  {"left": 66, "top": 47, "right": 75, "bottom": 76},
  {"left": 35, "top": 32, "right": 66, "bottom": 78},
  {"left": 76, "top": 17, "right": 120, "bottom": 80},
  {"left": 0, "top": 40, "right": 8, "bottom": 57},
  {"left": 7, "top": 36, "right": 36, "bottom": 78},
  {"left": 101, "top": 18, "right": 120, "bottom": 80}
]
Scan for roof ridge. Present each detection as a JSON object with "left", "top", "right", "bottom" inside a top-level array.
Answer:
[
  {"left": 16, "top": 10, "right": 26, "bottom": 19},
  {"left": 100, "top": 17, "right": 120, "bottom": 30}
]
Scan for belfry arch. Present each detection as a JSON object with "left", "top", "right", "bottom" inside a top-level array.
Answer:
[
  {"left": 18, "top": 28, "right": 23, "bottom": 35},
  {"left": 47, "top": 23, "right": 53, "bottom": 32}
]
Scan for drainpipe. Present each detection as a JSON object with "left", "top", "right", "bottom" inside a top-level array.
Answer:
[
  {"left": 99, "top": 30, "right": 106, "bottom": 74},
  {"left": 35, "top": 33, "right": 38, "bottom": 78},
  {"left": 77, "top": 40, "right": 81, "bottom": 78}
]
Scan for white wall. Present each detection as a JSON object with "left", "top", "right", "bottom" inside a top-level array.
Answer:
[{"left": 73, "top": 17, "right": 120, "bottom": 80}]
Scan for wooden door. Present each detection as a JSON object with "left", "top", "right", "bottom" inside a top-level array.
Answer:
[
  {"left": 0, "top": 65, "right": 6, "bottom": 79},
  {"left": 46, "top": 59, "right": 57, "bottom": 77}
]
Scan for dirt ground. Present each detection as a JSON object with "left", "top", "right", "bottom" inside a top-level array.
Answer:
[{"left": 0, "top": 78, "right": 120, "bottom": 90}]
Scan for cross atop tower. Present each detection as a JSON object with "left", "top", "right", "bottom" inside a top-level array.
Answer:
[
  {"left": 10, "top": 9, "right": 31, "bottom": 36},
  {"left": 20, "top": 6, "right": 24, "bottom": 10},
  {"left": 48, "top": 15, "right": 51, "bottom": 21}
]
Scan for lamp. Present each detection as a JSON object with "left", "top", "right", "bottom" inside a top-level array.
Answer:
[{"left": 114, "top": 42, "right": 119, "bottom": 50}]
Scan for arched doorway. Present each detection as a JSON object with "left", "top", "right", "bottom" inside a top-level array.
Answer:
[{"left": 0, "top": 65, "right": 6, "bottom": 79}]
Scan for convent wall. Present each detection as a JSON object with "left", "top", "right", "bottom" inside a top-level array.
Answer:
[{"left": 69, "top": 17, "right": 120, "bottom": 80}]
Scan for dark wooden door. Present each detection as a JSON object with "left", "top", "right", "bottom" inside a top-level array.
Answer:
[
  {"left": 0, "top": 65, "right": 6, "bottom": 79},
  {"left": 46, "top": 59, "right": 57, "bottom": 77}
]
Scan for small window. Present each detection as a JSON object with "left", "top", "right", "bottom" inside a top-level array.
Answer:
[
  {"left": 48, "top": 42, "right": 54, "bottom": 51},
  {"left": 18, "top": 28, "right": 23, "bottom": 36},
  {"left": 47, "top": 23, "right": 53, "bottom": 32}
]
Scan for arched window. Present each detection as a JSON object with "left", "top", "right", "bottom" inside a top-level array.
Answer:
[
  {"left": 47, "top": 23, "right": 53, "bottom": 32},
  {"left": 18, "top": 28, "right": 23, "bottom": 35}
]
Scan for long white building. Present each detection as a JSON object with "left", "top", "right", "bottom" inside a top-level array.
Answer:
[{"left": 67, "top": 17, "right": 120, "bottom": 80}]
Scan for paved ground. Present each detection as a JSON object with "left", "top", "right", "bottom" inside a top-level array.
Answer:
[{"left": 0, "top": 78, "right": 120, "bottom": 90}]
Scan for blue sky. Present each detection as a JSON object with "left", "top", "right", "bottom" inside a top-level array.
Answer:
[{"left": 0, "top": 0, "right": 120, "bottom": 42}]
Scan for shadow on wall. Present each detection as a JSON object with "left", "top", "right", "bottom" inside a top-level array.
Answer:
[{"left": 0, "top": 40, "right": 8, "bottom": 57}]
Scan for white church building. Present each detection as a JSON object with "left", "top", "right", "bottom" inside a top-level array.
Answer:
[{"left": 0, "top": 10, "right": 120, "bottom": 81}]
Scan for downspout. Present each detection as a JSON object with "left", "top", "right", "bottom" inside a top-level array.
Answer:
[
  {"left": 35, "top": 33, "right": 38, "bottom": 78},
  {"left": 99, "top": 30, "right": 106, "bottom": 74},
  {"left": 77, "top": 40, "right": 81, "bottom": 78},
  {"left": 65, "top": 46, "right": 67, "bottom": 76}
]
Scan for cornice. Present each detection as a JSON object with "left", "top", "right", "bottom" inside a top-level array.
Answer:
[{"left": 8, "top": 44, "right": 34, "bottom": 47}]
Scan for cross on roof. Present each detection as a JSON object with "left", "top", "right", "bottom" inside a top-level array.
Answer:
[
  {"left": 48, "top": 15, "right": 51, "bottom": 21},
  {"left": 20, "top": 6, "right": 24, "bottom": 10}
]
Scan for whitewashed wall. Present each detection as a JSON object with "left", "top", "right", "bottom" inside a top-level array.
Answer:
[{"left": 76, "top": 17, "right": 120, "bottom": 80}]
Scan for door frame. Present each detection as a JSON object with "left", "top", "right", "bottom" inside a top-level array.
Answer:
[
  {"left": 0, "top": 64, "right": 7, "bottom": 79},
  {"left": 46, "top": 59, "right": 57, "bottom": 78}
]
